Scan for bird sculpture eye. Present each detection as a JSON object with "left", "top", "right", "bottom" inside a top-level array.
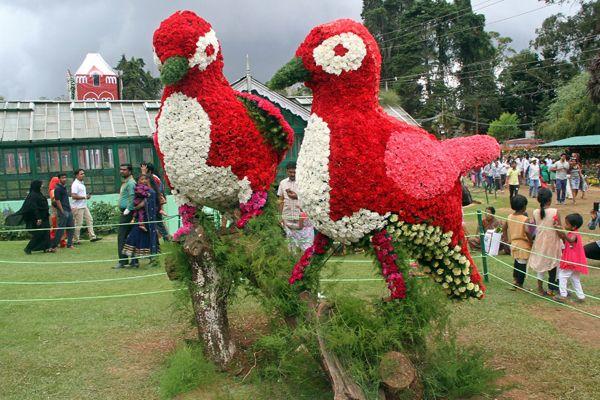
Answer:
[
  {"left": 312, "top": 32, "right": 367, "bottom": 75},
  {"left": 189, "top": 29, "right": 220, "bottom": 71}
]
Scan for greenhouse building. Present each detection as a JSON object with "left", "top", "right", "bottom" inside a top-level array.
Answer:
[{"left": 0, "top": 72, "right": 417, "bottom": 205}]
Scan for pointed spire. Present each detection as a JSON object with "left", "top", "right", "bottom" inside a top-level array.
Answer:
[{"left": 245, "top": 54, "right": 251, "bottom": 92}]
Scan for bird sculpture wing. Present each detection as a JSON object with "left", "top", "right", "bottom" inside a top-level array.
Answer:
[
  {"left": 385, "top": 129, "right": 499, "bottom": 200},
  {"left": 235, "top": 92, "right": 294, "bottom": 161}
]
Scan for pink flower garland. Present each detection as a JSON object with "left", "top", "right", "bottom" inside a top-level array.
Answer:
[
  {"left": 173, "top": 204, "right": 197, "bottom": 240},
  {"left": 289, "top": 233, "right": 330, "bottom": 284},
  {"left": 236, "top": 190, "right": 268, "bottom": 228},
  {"left": 371, "top": 230, "right": 406, "bottom": 299}
]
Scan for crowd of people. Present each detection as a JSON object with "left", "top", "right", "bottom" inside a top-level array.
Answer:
[
  {"left": 6, "top": 162, "right": 170, "bottom": 269},
  {"left": 473, "top": 153, "right": 593, "bottom": 204}
]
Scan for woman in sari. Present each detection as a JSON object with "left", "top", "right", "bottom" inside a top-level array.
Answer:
[
  {"left": 6, "top": 180, "right": 53, "bottom": 254},
  {"left": 122, "top": 174, "right": 159, "bottom": 267}
]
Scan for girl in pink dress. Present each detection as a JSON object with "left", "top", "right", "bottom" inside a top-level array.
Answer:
[{"left": 553, "top": 213, "right": 588, "bottom": 302}]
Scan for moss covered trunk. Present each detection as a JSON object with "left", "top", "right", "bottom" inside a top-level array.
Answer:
[{"left": 183, "top": 224, "right": 235, "bottom": 370}]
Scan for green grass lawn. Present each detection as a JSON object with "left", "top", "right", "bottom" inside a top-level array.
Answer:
[{"left": 1, "top": 189, "right": 599, "bottom": 399}]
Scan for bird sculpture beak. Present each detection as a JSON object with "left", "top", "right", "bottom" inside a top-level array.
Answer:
[
  {"left": 160, "top": 56, "right": 189, "bottom": 85},
  {"left": 267, "top": 57, "right": 311, "bottom": 90}
]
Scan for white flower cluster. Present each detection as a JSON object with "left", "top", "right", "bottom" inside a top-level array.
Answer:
[
  {"left": 189, "top": 29, "right": 220, "bottom": 71},
  {"left": 386, "top": 214, "right": 483, "bottom": 299},
  {"left": 297, "top": 114, "right": 387, "bottom": 244},
  {"left": 157, "top": 92, "right": 252, "bottom": 211},
  {"left": 312, "top": 32, "right": 367, "bottom": 75}
]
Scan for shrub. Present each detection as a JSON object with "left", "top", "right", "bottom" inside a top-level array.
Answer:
[{"left": 87, "top": 201, "right": 120, "bottom": 235}]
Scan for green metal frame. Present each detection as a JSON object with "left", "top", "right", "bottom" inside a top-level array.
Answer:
[{"left": 0, "top": 137, "right": 160, "bottom": 200}]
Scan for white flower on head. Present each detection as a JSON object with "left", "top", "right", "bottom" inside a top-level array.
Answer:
[
  {"left": 297, "top": 114, "right": 387, "bottom": 244},
  {"left": 313, "top": 32, "right": 367, "bottom": 75},
  {"left": 189, "top": 29, "right": 220, "bottom": 71}
]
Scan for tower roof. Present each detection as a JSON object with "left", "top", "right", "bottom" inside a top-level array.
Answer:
[{"left": 75, "top": 53, "right": 117, "bottom": 76}]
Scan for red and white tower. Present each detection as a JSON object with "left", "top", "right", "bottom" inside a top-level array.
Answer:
[{"left": 74, "top": 53, "right": 119, "bottom": 101}]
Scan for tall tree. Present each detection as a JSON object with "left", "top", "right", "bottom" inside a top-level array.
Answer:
[
  {"left": 588, "top": 53, "right": 600, "bottom": 104},
  {"left": 539, "top": 72, "right": 600, "bottom": 139},
  {"left": 532, "top": 0, "right": 599, "bottom": 68},
  {"left": 487, "top": 112, "right": 521, "bottom": 141},
  {"left": 362, "top": 0, "right": 503, "bottom": 134},
  {"left": 498, "top": 50, "right": 575, "bottom": 128},
  {"left": 115, "top": 55, "right": 162, "bottom": 100}
]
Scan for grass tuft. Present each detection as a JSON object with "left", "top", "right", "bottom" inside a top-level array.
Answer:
[{"left": 157, "top": 342, "right": 218, "bottom": 400}]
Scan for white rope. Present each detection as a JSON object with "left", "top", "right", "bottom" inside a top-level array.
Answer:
[
  {"left": 487, "top": 271, "right": 600, "bottom": 320},
  {"left": 498, "top": 240, "right": 600, "bottom": 270},
  {"left": 0, "top": 252, "right": 169, "bottom": 265},
  {"left": 0, "top": 215, "right": 180, "bottom": 233},
  {"left": 487, "top": 254, "right": 600, "bottom": 301},
  {"left": 482, "top": 210, "right": 600, "bottom": 239}
]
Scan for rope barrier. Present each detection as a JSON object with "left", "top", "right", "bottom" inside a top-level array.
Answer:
[
  {"left": 487, "top": 254, "right": 600, "bottom": 301},
  {"left": 487, "top": 271, "right": 600, "bottom": 320},
  {"left": 0, "top": 288, "right": 185, "bottom": 303},
  {"left": 498, "top": 240, "right": 600, "bottom": 270},
  {"left": 463, "top": 212, "right": 478, "bottom": 216},
  {"left": 481, "top": 210, "right": 600, "bottom": 239},
  {"left": 0, "top": 252, "right": 170, "bottom": 265},
  {"left": 0, "top": 272, "right": 167, "bottom": 285},
  {"left": 0, "top": 215, "right": 180, "bottom": 233}
]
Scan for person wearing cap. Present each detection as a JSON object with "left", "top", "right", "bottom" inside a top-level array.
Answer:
[{"left": 528, "top": 158, "right": 541, "bottom": 198}]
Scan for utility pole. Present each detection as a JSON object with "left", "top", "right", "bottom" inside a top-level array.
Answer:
[{"left": 475, "top": 100, "right": 480, "bottom": 134}]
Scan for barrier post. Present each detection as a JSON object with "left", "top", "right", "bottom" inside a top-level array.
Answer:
[{"left": 477, "top": 209, "right": 489, "bottom": 282}]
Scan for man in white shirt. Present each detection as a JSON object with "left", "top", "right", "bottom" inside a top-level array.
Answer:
[
  {"left": 71, "top": 169, "right": 101, "bottom": 244},
  {"left": 277, "top": 162, "right": 314, "bottom": 251},
  {"left": 528, "top": 158, "right": 541, "bottom": 198},
  {"left": 552, "top": 153, "right": 570, "bottom": 204}
]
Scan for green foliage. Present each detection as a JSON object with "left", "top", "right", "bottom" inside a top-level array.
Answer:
[
  {"left": 87, "top": 201, "right": 121, "bottom": 235},
  {"left": 116, "top": 55, "right": 162, "bottom": 99},
  {"left": 157, "top": 342, "right": 219, "bottom": 399},
  {"left": 532, "top": 1, "right": 598, "bottom": 66},
  {"left": 539, "top": 72, "right": 600, "bottom": 140},
  {"left": 267, "top": 57, "right": 310, "bottom": 90},
  {"left": 379, "top": 90, "right": 401, "bottom": 106},
  {"left": 422, "top": 340, "right": 502, "bottom": 399},
  {"left": 498, "top": 50, "right": 574, "bottom": 127},
  {"left": 237, "top": 95, "right": 291, "bottom": 152},
  {"left": 487, "top": 112, "right": 522, "bottom": 141},
  {"left": 320, "top": 274, "right": 449, "bottom": 396},
  {"left": 363, "top": 0, "right": 501, "bottom": 134},
  {"left": 167, "top": 194, "right": 307, "bottom": 322}
]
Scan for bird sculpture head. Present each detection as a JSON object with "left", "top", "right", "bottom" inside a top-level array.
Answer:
[
  {"left": 153, "top": 10, "right": 223, "bottom": 85},
  {"left": 269, "top": 19, "right": 381, "bottom": 93}
]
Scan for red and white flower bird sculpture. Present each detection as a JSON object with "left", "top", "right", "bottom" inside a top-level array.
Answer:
[
  {"left": 269, "top": 19, "right": 500, "bottom": 300},
  {"left": 153, "top": 11, "right": 293, "bottom": 236}
]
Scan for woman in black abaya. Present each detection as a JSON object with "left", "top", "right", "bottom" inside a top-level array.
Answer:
[{"left": 6, "top": 180, "right": 53, "bottom": 254}]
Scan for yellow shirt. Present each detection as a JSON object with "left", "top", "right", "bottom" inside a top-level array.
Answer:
[{"left": 507, "top": 168, "right": 520, "bottom": 185}]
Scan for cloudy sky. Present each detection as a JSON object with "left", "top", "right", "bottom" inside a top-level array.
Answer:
[{"left": 0, "top": 0, "right": 579, "bottom": 99}]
